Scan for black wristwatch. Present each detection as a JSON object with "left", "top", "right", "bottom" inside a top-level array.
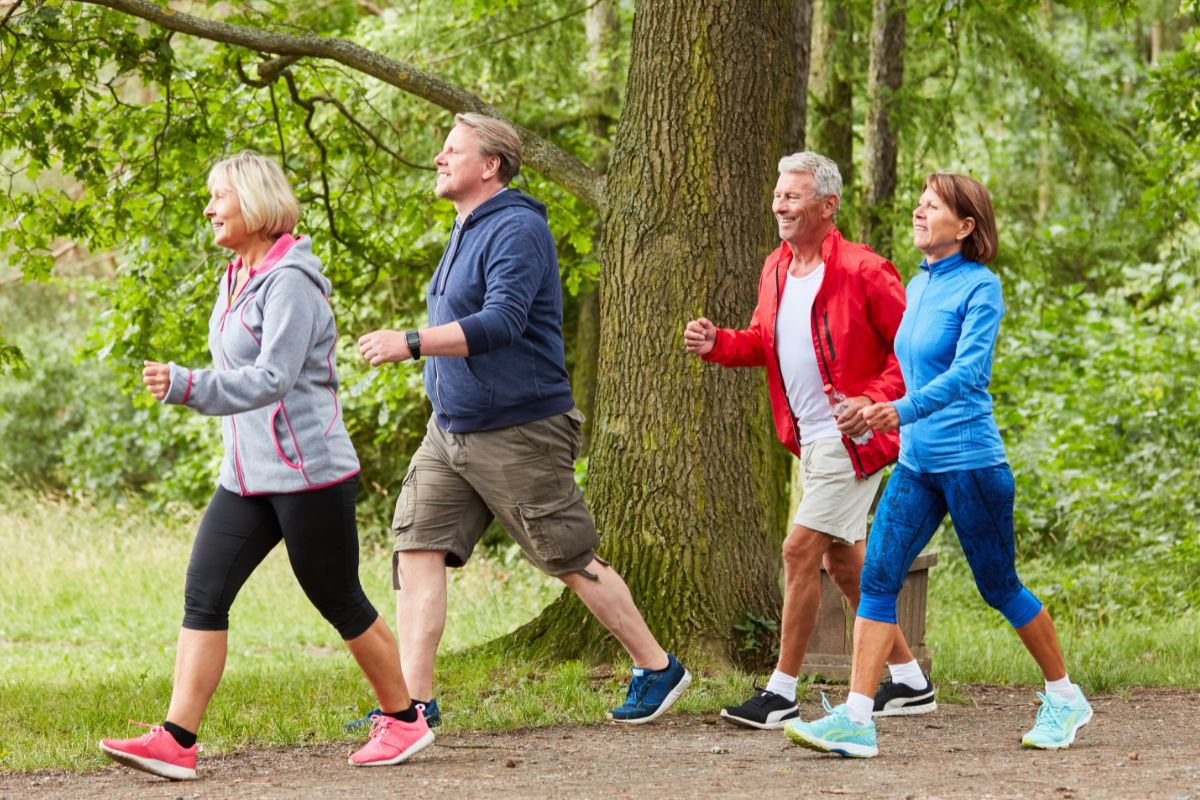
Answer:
[{"left": 404, "top": 329, "right": 422, "bottom": 361}]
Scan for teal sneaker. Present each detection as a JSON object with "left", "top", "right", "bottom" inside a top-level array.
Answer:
[
  {"left": 784, "top": 693, "right": 878, "bottom": 758},
  {"left": 1021, "top": 687, "right": 1092, "bottom": 749}
]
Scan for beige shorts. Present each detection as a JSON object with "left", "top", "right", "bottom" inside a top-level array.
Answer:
[
  {"left": 793, "top": 437, "right": 883, "bottom": 545},
  {"left": 391, "top": 409, "right": 599, "bottom": 582}
]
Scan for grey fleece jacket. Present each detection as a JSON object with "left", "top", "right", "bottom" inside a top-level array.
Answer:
[{"left": 163, "top": 234, "right": 359, "bottom": 495}]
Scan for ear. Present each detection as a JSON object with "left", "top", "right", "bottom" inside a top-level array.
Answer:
[
  {"left": 482, "top": 155, "right": 502, "bottom": 182},
  {"left": 957, "top": 216, "right": 976, "bottom": 241}
]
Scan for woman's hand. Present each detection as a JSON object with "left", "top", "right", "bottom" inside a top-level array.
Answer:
[
  {"left": 142, "top": 360, "right": 171, "bottom": 401},
  {"left": 861, "top": 401, "right": 900, "bottom": 433}
]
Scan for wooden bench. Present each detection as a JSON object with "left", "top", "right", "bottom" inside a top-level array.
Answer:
[{"left": 798, "top": 551, "right": 937, "bottom": 680}]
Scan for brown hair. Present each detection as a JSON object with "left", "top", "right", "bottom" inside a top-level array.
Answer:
[
  {"left": 454, "top": 112, "right": 523, "bottom": 184},
  {"left": 923, "top": 172, "right": 998, "bottom": 264}
]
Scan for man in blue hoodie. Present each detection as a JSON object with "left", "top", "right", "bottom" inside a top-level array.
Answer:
[{"left": 358, "top": 113, "right": 690, "bottom": 725}]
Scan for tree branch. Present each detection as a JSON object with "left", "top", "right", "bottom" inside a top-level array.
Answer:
[{"left": 71, "top": 0, "right": 605, "bottom": 211}]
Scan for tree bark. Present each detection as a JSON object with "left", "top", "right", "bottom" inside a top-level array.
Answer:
[
  {"left": 510, "top": 0, "right": 794, "bottom": 664},
  {"left": 808, "top": 0, "right": 855, "bottom": 188},
  {"left": 860, "top": 0, "right": 905, "bottom": 258},
  {"left": 787, "top": 0, "right": 815, "bottom": 152},
  {"left": 572, "top": 0, "right": 621, "bottom": 455}
]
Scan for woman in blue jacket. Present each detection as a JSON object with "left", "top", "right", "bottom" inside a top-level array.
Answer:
[{"left": 785, "top": 173, "right": 1091, "bottom": 757}]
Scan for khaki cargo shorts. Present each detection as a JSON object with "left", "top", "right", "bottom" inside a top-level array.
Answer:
[
  {"left": 793, "top": 436, "right": 884, "bottom": 545},
  {"left": 392, "top": 408, "right": 599, "bottom": 583}
]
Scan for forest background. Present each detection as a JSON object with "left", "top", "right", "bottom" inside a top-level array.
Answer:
[{"left": 1, "top": 0, "right": 1199, "bottom": 771}]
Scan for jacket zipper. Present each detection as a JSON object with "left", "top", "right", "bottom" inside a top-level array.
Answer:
[
  {"left": 811, "top": 294, "right": 866, "bottom": 479},
  {"left": 770, "top": 257, "right": 804, "bottom": 449},
  {"left": 219, "top": 268, "right": 249, "bottom": 495}
]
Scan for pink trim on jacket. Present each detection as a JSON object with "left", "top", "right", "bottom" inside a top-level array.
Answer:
[
  {"left": 235, "top": 468, "right": 361, "bottom": 496},
  {"left": 239, "top": 295, "right": 262, "bottom": 346},
  {"left": 228, "top": 233, "right": 303, "bottom": 278},
  {"left": 180, "top": 370, "right": 194, "bottom": 404},
  {"left": 270, "top": 405, "right": 303, "bottom": 471}
]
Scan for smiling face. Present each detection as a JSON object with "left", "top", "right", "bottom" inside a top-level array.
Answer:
[
  {"left": 912, "top": 187, "right": 975, "bottom": 262},
  {"left": 434, "top": 124, "right": 501, "bottom": 209},
  {"left": 203, "top": 180, "right": 255, "bottom": 252},
  {"left": 772, "top": 171, "right": 835, "bottom": 247}
]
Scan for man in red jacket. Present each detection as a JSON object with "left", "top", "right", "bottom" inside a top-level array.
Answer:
[{"left": 684, "top": 152, "right": 934, "bottom": 729}]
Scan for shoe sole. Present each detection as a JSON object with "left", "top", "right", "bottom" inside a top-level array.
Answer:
[
  {"left": 98, "top": 741, "right": 197, "bottom": 781},
  {"left": 719, "top": 708, "right": 799, "bottom": 730},
  {"left": 607, "top": 669, "right": 693, "bottom": 724},
  {"left": 784, "top": 725, "right": 878, "bottom": 758},
  {"left": 1021, "top": 708, "right": 1094, "bottom": 750},
  {"left": 873, "top": 699, "right": 938, "bottom": 718},
  {"left": 348, "top": 729, "right": 436, "bottom": 766}
]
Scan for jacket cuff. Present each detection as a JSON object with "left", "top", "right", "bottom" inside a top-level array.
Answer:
[
  {"left": 163, "top": 362, "right": 193, "bottom": 405},
  {"left": 892, "top": 397, "right": 916, "bottom": 426},
  {"left": 700, "top": 329, "right": 726, "bottom": 362},
  {"left": 458, "top": 315, "right": 490, "bottom": 357}
]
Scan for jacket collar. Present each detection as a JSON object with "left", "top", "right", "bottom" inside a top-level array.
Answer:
[
  {"left": 229, "top": 233, "right": 302, "bottom": 279},
  {"left": 777, "top": 225, "right": 842, "bottom": 270},
  {"left": 919, "top": 251, "right": 967, "bottom": 277}
]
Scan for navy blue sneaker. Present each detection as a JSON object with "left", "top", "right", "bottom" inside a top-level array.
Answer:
[
  {"left": 344, "top": 699, "right": 441, "bottom": 731},
  {"left": 607, "top": 653, "right": 692, "bottom": 724}
]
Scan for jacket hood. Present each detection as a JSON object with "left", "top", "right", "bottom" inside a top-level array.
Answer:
[
  {"left": 231, "top": 234, "right": 331, "bottom": 298},
  {"left": 463, "top": 188, "right": 548, "bottom": 228}
]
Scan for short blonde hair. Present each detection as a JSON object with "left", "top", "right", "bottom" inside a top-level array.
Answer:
[
  {"left": 454, "top": 113, "right": 523, "bottom": 184},
  {"left": 207, "top": 151, "right": 300, "bottom": 237}
]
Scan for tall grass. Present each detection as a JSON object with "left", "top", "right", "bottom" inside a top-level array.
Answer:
[{"left": 2, "top": 491, "right": 1197, "bottom": 772}]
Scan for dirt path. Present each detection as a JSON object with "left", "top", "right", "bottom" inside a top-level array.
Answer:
[{"left": 4, "top": 686, "right": 1198, "bottom": 799}]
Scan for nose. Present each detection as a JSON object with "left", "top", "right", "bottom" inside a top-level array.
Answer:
[
  {"left": 204, "top": 199, "right": 215, "bottom": 218},
  {"left": 434, "top": 150, "right": 448, "bottom": 167}
]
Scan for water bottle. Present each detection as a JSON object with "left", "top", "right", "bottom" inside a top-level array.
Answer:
[{"left": 830, "top": 389, "right": 873, "bottom": 446}]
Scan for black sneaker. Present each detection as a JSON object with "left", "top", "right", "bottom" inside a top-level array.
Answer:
[
  {"left": 720, "top": 687, "right": 800, "bottom": 730},
  {"left": 872, "top": 675, "right": 937, "bottom": 717}
]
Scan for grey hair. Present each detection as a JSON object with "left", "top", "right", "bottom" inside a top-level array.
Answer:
[
  {"left": 454, "top": 112, "right": 523, "bottom": 184},
  {"left": 777, "top": 152, "right": 843, "bottom": 211}
]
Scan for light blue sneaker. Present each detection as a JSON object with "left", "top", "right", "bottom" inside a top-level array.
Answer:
[
  {"left": 784, "top": 693, "right": 878, "bottom": 758},
  {"left": 1022, "top": 686, "right": 1092, "bottom": 749},
  {"left": 607, "top": 653, "right": 692, "bottom": 724}
]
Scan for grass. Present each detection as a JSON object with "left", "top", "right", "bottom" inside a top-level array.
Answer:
[{"left": 2, "top": 490, "right": 1197, "bottom": 771}]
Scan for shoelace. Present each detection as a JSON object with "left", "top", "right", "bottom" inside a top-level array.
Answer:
[
  {"left": 1033, "top": 692, "right": 1070, "bottom": 728},
  {"left": 623, "top": 672, "right": 650, "bottom": 705},
  {"left": 368, "top": 714, "right": 396, "bottom": 739},
  {"left": 820, "top": 691, "right": 836, "bottom": 715}
]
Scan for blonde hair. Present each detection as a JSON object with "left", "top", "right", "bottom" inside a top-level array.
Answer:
[
  {"left": 454, "top": 113, "right": 523, "bottom": 184},
  {"left": 207, "top": 151, "right": 300, "bottom": 237}
]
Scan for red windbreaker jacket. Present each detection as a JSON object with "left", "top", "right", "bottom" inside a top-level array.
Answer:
[{"left": 702, "top": 226, "right": 906, "bottom": 478}]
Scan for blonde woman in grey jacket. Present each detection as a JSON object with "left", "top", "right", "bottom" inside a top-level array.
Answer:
[{"left": 99, "top": 152, "right": 432, "bottom": 780}]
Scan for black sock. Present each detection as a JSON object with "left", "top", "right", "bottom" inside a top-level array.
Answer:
[
  {"left": 162, "top": 721, "right": 197, "bottom": 749},
  {"left": 381, "top": 701, "right": 419, "bottom": 723}
]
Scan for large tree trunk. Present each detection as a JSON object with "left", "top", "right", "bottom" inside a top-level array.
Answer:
[
  {"left": 808, "top": 0, "right": 855, "bottom": 189},
  {"left": 511, "top": 0, "right": 795, "bottom": 664},
  {"left": 860, "top": 0, "right": 905, "bottom": 258}
]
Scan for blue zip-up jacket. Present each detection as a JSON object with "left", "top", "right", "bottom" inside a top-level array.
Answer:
[
  {"left": 425, "top": 188, "right": 574, "bottom": 432},
  {"left": 891, "top": 252, "right": 1007, "bottom": 472}
]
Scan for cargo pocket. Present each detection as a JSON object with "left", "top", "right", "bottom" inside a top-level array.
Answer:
[
  {"left": 390, "top": 467, "right": 418, "bottom": 535},
  {"left": 516, "top": 486, "right": 595, "bottom": 565}
]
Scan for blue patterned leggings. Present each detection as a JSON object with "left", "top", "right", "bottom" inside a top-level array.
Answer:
[{"left": 858, "top": 463, "right": 1043, "bottom": 628}]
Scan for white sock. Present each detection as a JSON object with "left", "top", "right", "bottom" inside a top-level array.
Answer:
[
  {"left": 888, "top": 659, "right": 928, "bottom": 691},
  {"left": 845, "top": 692, "right": 875, "bottom": 726},
  {"left": 765, "top": 670, "right": 798, "bottom": 703},
  {"left": 1045, "top": 674, "right": 1076, "bottom": 702}
]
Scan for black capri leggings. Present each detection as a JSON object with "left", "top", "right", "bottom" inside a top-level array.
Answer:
[{"left": 182, "top": 476, "right": 378, "bottom": 640}]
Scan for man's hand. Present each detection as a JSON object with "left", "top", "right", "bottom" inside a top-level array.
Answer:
[
  {"left": 358, "top": 330, "right": 411, "bottom": 367},
  {"left": 684, "top": 317, "right": 717, "bottom": 356},
  {"left": 143, "top": 360, "right": 170, "bottom": 401},
  {"left": 834, "top": 393, "right": 875, "bottom": 438},
  {"left": 861, "top": 402, "right": 901, "bottom": 433}
]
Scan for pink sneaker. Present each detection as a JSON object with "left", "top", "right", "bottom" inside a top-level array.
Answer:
[
  {"left": 348, "top": 711, "right": 435, "bottom": 766},
  {"left": 98, "top": 722, "right": 198, "bottom": 781}
]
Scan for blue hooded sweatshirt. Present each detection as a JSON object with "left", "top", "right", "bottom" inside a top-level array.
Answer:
[
  {"left": 425, "top": 188, "right": 574, "bottom": 432},
  {"left": 891, "top": 252, "right": 1007, "bottom": 473}
]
